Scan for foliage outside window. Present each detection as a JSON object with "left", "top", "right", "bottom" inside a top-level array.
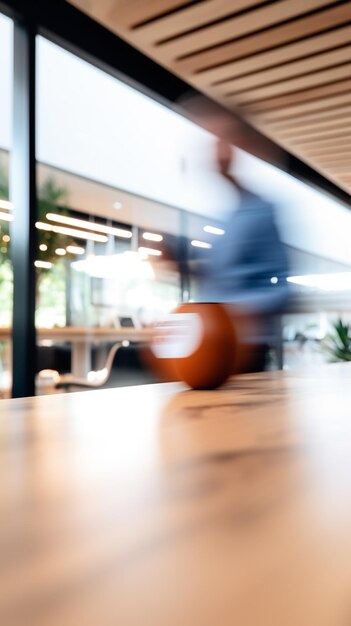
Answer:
[
  {"left": 0, "top": 166, "right": 74, "bottom": 328},
  {"left": 1, "top": 164, "right": 181, "bottom": 330},
  {"left": 0, "top": 165, "right": 12, "bottom": 327}
]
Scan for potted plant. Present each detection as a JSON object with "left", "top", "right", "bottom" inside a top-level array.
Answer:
[{"left": 323, "top": 318, "right": 351, "bottom": 362}]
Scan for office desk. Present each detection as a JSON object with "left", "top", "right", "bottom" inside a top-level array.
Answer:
[
  {"left": 0, "top": 327, "right": 154, "bottom": 377},
  {"left": 1, "top": 365, "right": 351, "bottom": 625}
]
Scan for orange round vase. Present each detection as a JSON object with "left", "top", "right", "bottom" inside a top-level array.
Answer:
[{"left": 148, "top": 303, "right": 238, "bottom": 390}]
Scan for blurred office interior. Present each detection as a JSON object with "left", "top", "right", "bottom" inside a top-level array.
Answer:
[{"left": 1, "top": 6, "right": 350, "bottom": 397}]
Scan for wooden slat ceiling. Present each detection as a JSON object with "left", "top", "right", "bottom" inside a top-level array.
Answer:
[{"left": 69, "top": 0, "right": 351, "bottom": 196}]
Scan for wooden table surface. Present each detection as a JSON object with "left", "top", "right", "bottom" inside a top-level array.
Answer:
[{"left": 1, "top": 364, "right": 351, "bottom": 626}]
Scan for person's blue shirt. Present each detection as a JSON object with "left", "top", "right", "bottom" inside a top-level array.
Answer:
[{"left": 198, "top": 186, "right": 290, "bottom": 343}]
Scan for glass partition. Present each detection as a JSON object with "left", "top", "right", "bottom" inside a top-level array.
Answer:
[
  {"left": 0, "top": 14, "right": 13, "bottom": 398},
  {"left": 35, "top": 38, "right": 184, "bottom": 392},
  {"left": 33, "top": 32, "right": 351, "bottom": 392}
]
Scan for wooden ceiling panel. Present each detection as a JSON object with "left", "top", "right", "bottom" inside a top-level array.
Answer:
[
  {"left": 279, "top": 119, "right": 351, "bottom": 138},
  {"left": 243, "top": 79, "right": 351, "bottom": 113},
  {"left": 128, "top": 0, "right": 269, "bottom": 45},
  {"left": 69, "top": 0, "right": 351, "bottom": 197},
  {"left": 326, "top": 164, "right": 351, "bottom": 172},
  {"left": 301, "top": 147, "right": 351, "bottom": 157},
  {"left": 154, "top": 0, "right": 334, "bottom": 62},
  {"left": 173, "top": 4, "right": 350, "bottom": 74},
  {"left": 286, "top": 133, "right": 351, "bottom": 147},
  {"left": 225, "top": 63, "right": 351, "bottom": 104},
  {"left": 268, "top": 106, "right": 351, "bottom": 130},
  {"left": 76, "top": 0, "right": 192, "bottom": 29},
  {"left": 194, "top": 25, "right": 351, "bottom": 87},
  {"left": 251, "top": 93, "right": 351, "bottom": 122},
  {"left": 211, "top": 46, "right": 351, "bottom": 96},
  {"left": 307, "top": 155, "right": 351, "bottom": 166}
]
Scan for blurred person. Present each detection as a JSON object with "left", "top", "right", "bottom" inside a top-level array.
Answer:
[{"left": 197, "top": 137, "right": 290, "bottom": 372}]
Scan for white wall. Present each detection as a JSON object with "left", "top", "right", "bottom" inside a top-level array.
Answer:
[{"left": 36, "top": 36, "right": 228, "bottom": 218}]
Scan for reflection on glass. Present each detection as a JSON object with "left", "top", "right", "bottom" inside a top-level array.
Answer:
[
  {"left": 33, "top": 165, "right": 182, "bottom": 394},
  {"left": 0, "top": 13, "right": 13, "bottom": 398},
  {"left": 30, "top": 33, "right": 351, "bottom": 395}
]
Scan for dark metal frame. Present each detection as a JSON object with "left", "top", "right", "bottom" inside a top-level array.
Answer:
[
  {"left": 1, "top": 0, "right": 350, "bottom": 396},
  {"left": 10, "top": 19, "right": 37, "bottom": 397}
]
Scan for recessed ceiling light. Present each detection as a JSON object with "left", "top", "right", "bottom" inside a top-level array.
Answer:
[
  {"left": 142, "top": 232, "right": 163, "bottom": 242},
  {"left": 67, "top": 245, "right": 85, "bottom": 255},
  {"left": 55, "top": 248, "right": 66, "bottom": 256},
  {"left": 0, "top": 199, "right": 13, "bottom": 211},
  {"left": 46, "top": 213, "right": 132, "bottom": 239},
  {"left": 203, "top": 225, "right": 225, "bottom": 236},
  {"left": 287, "top": 273, "right": 351, "bottom": 291},
  {"left": 39, "top": 243, "right": 48, "bottom": 251},
  {"left": 113, "top": 202, "right": 123, "bottom": 209},
  {"left": 36, "top": 221, "right": 108, "bottom": 243},
  {"left": 0, "top": 211, "right": 13, "bottom": 222},
  {"left": 35, "top": 260, "right": 52, "bottom": 269},
  {"left": 191, "top": 240, "right": 212, "bottom": 249},
  {"left": 138, "top": 246, "right": 162, "bottom": 257}
]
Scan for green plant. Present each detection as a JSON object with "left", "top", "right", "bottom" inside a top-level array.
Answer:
[
  {"left": 0, "top": 162, "right": 10, "bottom": 267},
  {"left": 37, "top": 177, "right": 73, "bottom": 267},
  {"left": 0, "top": 164, "right": 81, "bottom": 269},
  {"left": 323, "top": 318, "right": 351, "bottom": 362},
  {"left": 0, "top": 164, "right": 77, "bottom": 327},
  {"left": 0, "top": 166, "right": 7, "bottom": 198}
]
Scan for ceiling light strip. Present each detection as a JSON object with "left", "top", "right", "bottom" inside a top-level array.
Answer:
[
  {"left": 138, "top": 246, "right": 162, "bottom": 257},
  {"left": 0, "top": 199, "right": 13, "bottom": 211},
  {"left": 142, "top": 232, "right": 163, "bottom": 242},
  {"left": 35, "top": 221, "right": 108, "bottom": 243},
  {"left": 191, "top": 240, "right": 212, "bottom": 249},
  {"left": 46, "top": 213, "right": 132, "bottom": 239},
  {"left": 0, "top": 211, "right": 14, "bottom": 222},
  {"left": 203, "top": 225, "right": 225, "bottom": 235}
]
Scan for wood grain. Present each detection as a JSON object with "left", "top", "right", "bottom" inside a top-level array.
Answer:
[
  {"left": 226, "top": 64, "right": 351, "bottom": 104},
  {"left": 215, "top": 48, "right": 351, "bottom": 97},
  {"left": 174, "top": 4, "right": 350, "bottom": 74},
  {"left": 157, "top": 0, "right": 333, "bottom": 61},
  {"left": 310, "top": 153, "right": 351, "bottom": 165},
  {"left": 278, "top": 120, "right": 351, "bottom": 140},
  {"left": 250, "top": 93, "right": 351, "bottom": 122},
  {"left": 267, "top": 106, "right": 351, "bottom": 131},
  {"left": 1, "top": 364, "right": 351, "bottom": 625},
  {"left": 322, "top": 164, "right": 351, "bottom": 173},
  {"left": 243, "top": 79, "right": 351, "bottom": 113},
  {"left": 308, "top": 157, "right": 351, "bottom": 168},
  {"left": 69, "top": 0, "right": 190, "bottom": 29},
  {"left": 129, "top": 0, "right": 268, "bottom": 44},
  {"left": 286, "top": 132, "right": 351, "bottom": 148},
  {"left": 194, "top": 25, "right": 351, "bottom": 87}
]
